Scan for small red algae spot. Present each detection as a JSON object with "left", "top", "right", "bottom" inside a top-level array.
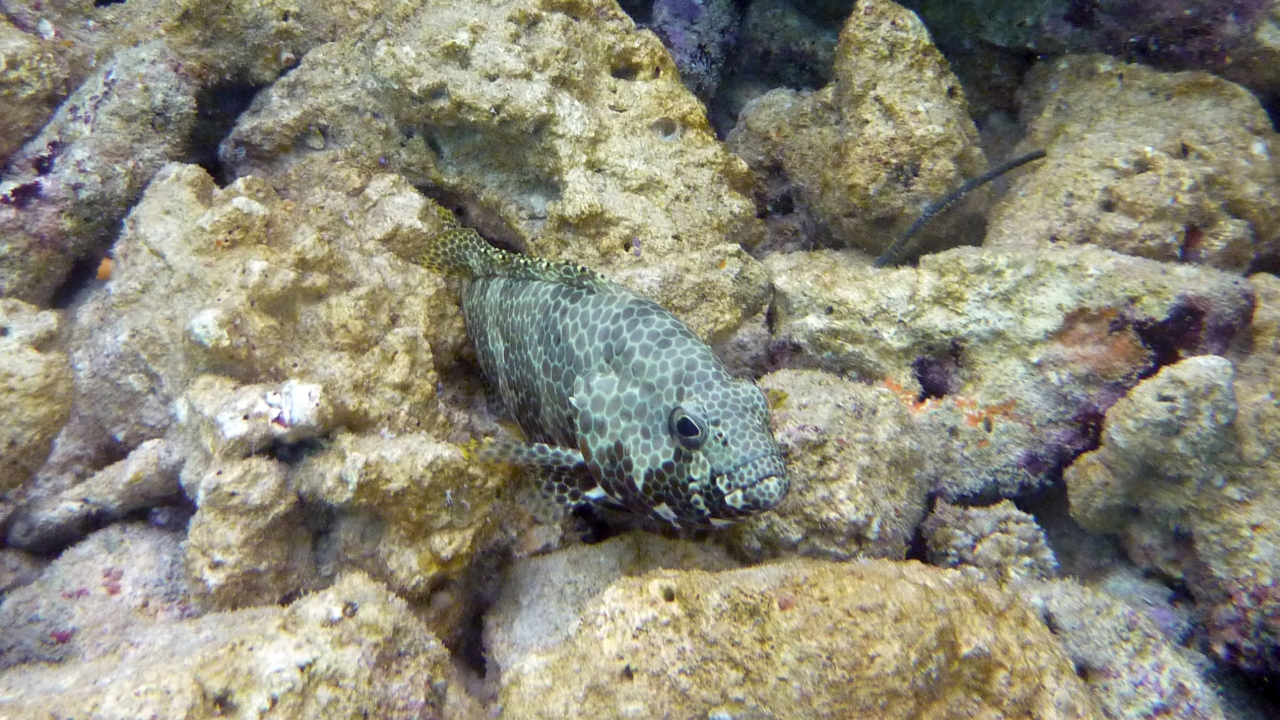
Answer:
[
  {"left": 777, "top": 596, "right": 796, "bottom": 611},
  {"left": 49, "top": 629, "right": 74, "bottom": 644},
  {"left": 103, "top": 567, "right": 124, "bottom": 595},
  {"left": 60, "top": 588, "right": 90, "bottom": 600}
]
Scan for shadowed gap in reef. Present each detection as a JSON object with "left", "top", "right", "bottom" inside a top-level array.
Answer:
[{"left": 190, "top": 81, "right": 267, "bottom": 187}]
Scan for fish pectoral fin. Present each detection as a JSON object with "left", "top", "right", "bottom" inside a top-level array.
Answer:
[{"left": 477, "top": 439, "right": 585, "bottom": 472}]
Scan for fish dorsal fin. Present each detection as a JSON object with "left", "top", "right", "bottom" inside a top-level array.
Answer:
[{"left": 420, "top": 206, "right": 610, "bottom": 290}]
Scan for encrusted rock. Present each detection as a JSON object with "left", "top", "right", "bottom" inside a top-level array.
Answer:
[
  {"left": 294, "top": 431, "right": 510, "bottom": 600},
  {"left": 729, "top": 368, "right": 930, "bottom": 561},
  {"left": 495, "top": 558, "right": 1099, "bottom": 719},
  {"left": 0, "top": 298, "right": 71, "bottom": 493},
  {"left": 1065, "top": 348, "right": 1280, "bottom": 673},
  {"left": 1022, "top": 579, "right": 1227, "bottom": 720},
  {"left": 0, "top": 0, "right": 385, "bottom": 303},
  {"left": 0, "top": 17, "right": 71, "bottom": 163},
  {"left": 6, "top": 438, "right": 184, "bottom": 552},
  {"left": 0, "top": 523, "right": 195, "bottom": 671},
  {"left": 986, "top": 55, "right": 1280, "bottom": 271},
  {"left": 182, "top": 457, "right": 314, "bottom": 609},
  {"left": 484, "top": 532, "right": 738, "bottom": 679},
  {"left": 726, "top": 0, "right": 986, "bottom": 258},
  {"left": 66, "top": 164, "right": 460, "bottom": 458},
  {"left": 923, "top": 499, "right": 1058, "bottom": 582},
  {"left": 0, "top": 571, "right": 465, "bottom": 719},
  {"left": 223, "top": 0, "right": 768, "bottom": 342},
  {"left": 766, "top": 244, "right": 1254, "bottom": 499}
]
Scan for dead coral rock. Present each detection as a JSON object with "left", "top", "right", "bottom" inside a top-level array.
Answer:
[
  {"left": 484, "top": 532, "right": 738, "bottom": 679},
  {"left": 987, "top": 55, "right": 1280, "bottom": 272},
  {"left": 1064, "top": 352, "right": 1280, "bottom": 673},
  {"left": 1022, "top": 579, "right": 1227, "bottom": 720},
  {"left": 924, "top": 499, "right": 1058, "bottom": 582},
  {"left": 223, "top": 0, "right": 768, "bottom": 342},
  {"left": 0, "top": 42, "right": 198, "bottom": 304},
  {"left": 496, "top": 558, "right": 1099, "bottom": 719},
  {"left": 6, "top": 438, "right": 184, "bottom": 552},
  {"left": 68, "top": 163, "right": 460, "bottom": 453},
  {"left": 0, "top": 298, "right": 71, "bottom": 493},
  {"left": 0, "top": 571, "right": 463, "bottom": 719},
  {"left": 729, "top": 369, "right": 930, "bottom": 561},
  {"left": 0, "top": 0, "right": 385, "bottom": 303},
  {"left": 294, "top": 432, "right": 509, "bottom": 600},
  {"left": 182, "top": 457, "right": 314, "bottom": 609},
  {"left": 726, "top": 0, "right": 986, "bottom": 258},
  {"left": 0, "top": 523, "right": 195, "bottom": 672},
  {"left": 0, "top": 17, "right": 71, "bottom": 163},
  {"left": 767, "top": 244, "right": 1254, "bottom": 499}
]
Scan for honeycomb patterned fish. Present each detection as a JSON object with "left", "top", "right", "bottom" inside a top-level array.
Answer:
[{"left": 420, "top": 208, "right": 788, "bottom": 528}]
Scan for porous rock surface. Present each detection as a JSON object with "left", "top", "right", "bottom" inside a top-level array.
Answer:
[
  {"left": 923, "top": 499, "right": 1058, "bottom": 582},
  {"left": 1022, "top": 579, "right": 1227, "bottom": 720},
  {"left": 729, "top": 368, "right": 931, "bottom": 561},
  {"left": 0, "top": 568, "right": 467, "bottom": 719},
  {"left": 66, "top": 164, "right": 461, "bottom": 453},
  {"left": 0, "top": 523, "right": 194, "bottom": 672},
  {"left": 294, "top": 431, "right": 505, "bottom": 601},
  {"left": 0, "top": 0, "right": 383, "bottom": 304},
  {"left": 494, "top": 558, "right": 1099, "bottom": 719},
  {"left": 222, "top": 0, "right": 769, "bottom": 342},
  {"left": 726, "top": 0, "right": 986, "bottom": 258},
  {"left": 0, "top": 299, "right": 71, "bottom": 494},
  {"left": 986, "top": 55, "right": 1280, "bottom": 272},
  {"left": 483, "top": 532, "right": 739, "bottom": 680},
  {"left": 766, "top": 244, "right": 1254, "bottom": 498},
  {"left": 1066, "top": 278, "right": 1280, "bottom": 674}
]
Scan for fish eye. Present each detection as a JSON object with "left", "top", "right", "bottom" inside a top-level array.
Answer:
[{"left": 669, "top": 406, "right": 706, "bottom": 449}]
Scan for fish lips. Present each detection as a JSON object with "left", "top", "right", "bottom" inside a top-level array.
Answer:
[{"left": 715, "top": 452, "right": 789, "bottom": 515}]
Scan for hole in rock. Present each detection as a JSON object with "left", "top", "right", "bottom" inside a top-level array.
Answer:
[
  {"left": 189, "top": 80, "right": 267, "bottom": 187},
  {"left": 50, "top": 256, "right": 104, "bottom": 309}
]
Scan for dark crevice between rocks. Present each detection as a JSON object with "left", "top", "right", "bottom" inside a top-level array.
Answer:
[
  {"left": 911, "top": 340, "right": 963, "bottom": 402},
  {"left": 49, "top": 255, "right": 106, "bottom": 309},
  {"left": 1012, "top": 479, "right": 1127, "bottom": 583},
  {"left": 189, "top": 81, "right": 266, "bottom": 187},
  {"left": 94, "top": 0, "right": 126, "bottom": 6},
  {"left": 903, "top": 493, "right": 937, "bottom": 563}
]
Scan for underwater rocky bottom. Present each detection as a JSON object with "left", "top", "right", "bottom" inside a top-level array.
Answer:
[{"left": 5, "top": 0, "right": 1280, "bottom": 717}]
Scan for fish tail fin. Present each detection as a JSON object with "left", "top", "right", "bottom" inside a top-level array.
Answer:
[{"left": 420, "top": 206, "right": 611, "bottom": 289}]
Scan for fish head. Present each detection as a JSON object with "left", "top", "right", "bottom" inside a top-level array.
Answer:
[{"left": 667, "top": 378, "right": 789, "bottom": 526}]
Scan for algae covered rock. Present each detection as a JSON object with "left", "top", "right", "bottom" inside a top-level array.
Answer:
[
  {"left": 726, "top": 0, "right": 986, "bottom": 258},
  {"left": 1064, "top": 348, "right": 1280, "bottom": 673},
  {"left": 182, "top": 456, "right": 315, "bottom": 608},
  {"left": 766, "top": 244, "right": 1253, "bottom": 498},
  {"left": 0, "top": 298, "right": 71, "bottom": 493},
  {"left": 0, "top": 16, "right": 71, "bottom": 163},
  {"left": 68, "top": 163, "right": 460, "bottom": 453},
  {"left": 294, "top": 432, "right": 509, "bottom": 600},
  {"left": 1022, "top": 579, "right": 1227, "bottom": 720},
  {"left": 6, "top": 438, "right": 184, "bottom": 552},
  {"left": 923, "top": 499, "right": 1058, "bottom": 583},
  {"left": 0, "top": 571, "right": 462, "bottom": 719},
  {"left": 0, "top": 0, "right": 385, "bottom": 304},
  {"left": 223, "top": 0, "right": 767, "bottom": 342},
  {"left": 0, "top": 523, "right": 194, "bottom": 672},
  {"left": 728, "top": 368, "right": 930, "bottom": 561},
  {"left": 986, "top": 55, "right": 1280, "bottom": 272},
  {"left": 483, "top": 532, "right": 738, "bottom": 679},
  {"left": 496, "top": 558, "right": 1098, "bottom": 719}
]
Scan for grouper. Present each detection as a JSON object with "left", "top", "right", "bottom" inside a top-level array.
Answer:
[{"left": 420, "top": 208, "right": 788, "bottom": 528}]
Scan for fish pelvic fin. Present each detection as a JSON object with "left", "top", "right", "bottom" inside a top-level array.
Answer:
[{"left": 419, "top": 206, "right": 611, "bottom": 290}]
